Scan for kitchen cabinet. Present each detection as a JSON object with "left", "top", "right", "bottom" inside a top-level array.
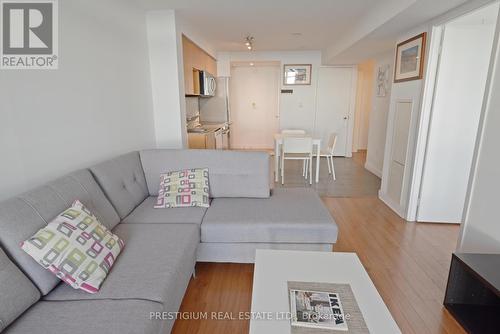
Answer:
[
  {"left": 188, "top": 132, "right": 216, "bottom": 149},
  {"left": 182, "top": 35, "right": 217, "bottom": 95},
  {"left": 205, "top": 56, "right": 217, "bottom": 77}
]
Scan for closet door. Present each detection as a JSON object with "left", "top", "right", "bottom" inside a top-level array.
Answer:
[{"left": 314, "top": 67, "right": 356, "bottom": 156}]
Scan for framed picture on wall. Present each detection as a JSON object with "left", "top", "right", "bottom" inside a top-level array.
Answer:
[
  {"left": 284, "top": 64, "right": 312, "bottom": 85},
  {"left": 394, "top": 32, "right": 426, "bottom": 83}
]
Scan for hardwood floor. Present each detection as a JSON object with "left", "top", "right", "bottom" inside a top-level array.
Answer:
[
  {"left": 172, "top": 151, "right": 465, "bottom": 334},
  {"left": 324, "top": 197, "right": 464, "bottom": 334}
]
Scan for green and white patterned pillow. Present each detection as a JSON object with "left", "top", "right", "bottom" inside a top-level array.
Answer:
[
  {"left": 154, "top": 168, "right": 210, "bottom": 208},
  {"left": 21, "top": 200, "right": 124, "bottom": 294}
]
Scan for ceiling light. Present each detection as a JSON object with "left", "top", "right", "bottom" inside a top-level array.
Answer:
[
  {"left": 245, "top": 36, "right": 254, "bottom": 51},
  {"left": 250, "top": 62, "right": 254, "bottom": 66}
]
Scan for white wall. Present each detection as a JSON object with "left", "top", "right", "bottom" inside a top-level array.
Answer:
[
  {"left": 379, "top": 0, "right": 497, "bottom": 219},
  {"left": 0, "top": 0, "right": 156, "bottom": 201},
  {"left": 217, "top": 51, "right": 322, "bottom": 133},
  {"left": 365, "top": 51, "right": 393, "bottom": 177},
  {"left": 379, "top": 25, "right": 426, "bottom": 217},
  {"left": 176, "top": 14, "right": 217, "bottom": 58},
  {"left": 146, "top": 10, "right": 217, "bottom": 149},
  {"left": 146, "top": 10, "right": 187, "bottom": 148},
  {"left": 353, "top": 60, "right": 375, "bottom": 152},
  {"left": 458, "top": 20, "right": 500, "bottom": 252},
  {"left": 417, "top": 8, "right": 498, "bottom": 223}
]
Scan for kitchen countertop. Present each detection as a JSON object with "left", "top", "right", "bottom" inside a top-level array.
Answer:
[{"left": 187, "top": 122, "right": 228, "bottom": 134}]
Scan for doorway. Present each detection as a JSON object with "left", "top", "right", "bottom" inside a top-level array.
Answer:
[
  {"left": 352, "top": 60, "right": 375, "bottom": 154},
  {"left": 415, "top": 2, "right": 499, "bottom": 223},
  {"left": 229, "top": 62, "right": 280, "bottom": 149},
  {"left": 314, "top": 66, "right": 357, "bottom": 157}
]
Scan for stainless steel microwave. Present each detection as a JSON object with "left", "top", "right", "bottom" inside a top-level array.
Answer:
[{"left": 199, "top": 71, "right": 216, "bottom": 97}]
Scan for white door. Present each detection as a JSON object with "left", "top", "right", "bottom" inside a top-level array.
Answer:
[
  {"left": 229, "top": 65, "right": 280, "bottom": 149},
  {"left": 417, "top": 4, "right": 498, "bottom": 223},
  {"left": 314, "top": 67, "right": 356, "bottom": 156}
]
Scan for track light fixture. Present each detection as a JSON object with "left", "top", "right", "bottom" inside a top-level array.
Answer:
[{"left": 245, "top": 36, "right": 254, "bottom": 50}]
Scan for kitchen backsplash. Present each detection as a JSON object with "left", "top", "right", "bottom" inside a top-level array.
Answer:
[{"left": 185, "top": 96, "right": 200, "bottom": 120}]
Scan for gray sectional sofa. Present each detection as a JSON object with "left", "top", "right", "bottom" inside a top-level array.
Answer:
[{"left": 0, "top": 149, "right": 338, "bottom": 334}]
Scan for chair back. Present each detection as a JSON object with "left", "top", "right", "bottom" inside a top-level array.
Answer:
[
  {"left": 327, "top": 133, "right": 338, "bottom": 155},
  {"left": 281, "top": 129, "right": 306, "bottom": 135},
  {"left": 283, "top": 136, "right": 313, "bottom": 154}
]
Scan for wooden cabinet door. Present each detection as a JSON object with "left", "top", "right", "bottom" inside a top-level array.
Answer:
[
  {"left": 182, "top": 35, "right": 218, "bottom": 94},
  {"left": 182, "top": 36, "right": 195, "bottom": 95},
  {"left": 188, "top": 133, "right": 206, "bottom": 149},
  {"left": 205, "top": 133, "right": 216, "bottom": 149},
  {"left": 205, "top": 56, "right": 217, "bottom": 76},
  {"left": 193, "top": 48, "right": 205, "bottom": 72}
]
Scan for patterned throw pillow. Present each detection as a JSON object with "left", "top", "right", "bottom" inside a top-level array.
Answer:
[
  {"left": 154, "top": 168, "right": 210, "bottom": 208},
  {"left": 21, "top": 200, "right": 124, "bottom": 294}
]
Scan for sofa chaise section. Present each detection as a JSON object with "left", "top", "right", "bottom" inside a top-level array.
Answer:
[{"left": 198, "top": 188, "right": 338, "bottom": 262}]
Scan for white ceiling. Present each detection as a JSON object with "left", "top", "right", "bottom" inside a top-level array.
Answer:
[
  {"left": 141, "top": 0, "right": 478, "bottom": 63},
  {"left": 143, "top": 0, "right": 386, "bottom": 51},
  {"left": 329, "top": 0, "right": 472, "bottom": 64}
]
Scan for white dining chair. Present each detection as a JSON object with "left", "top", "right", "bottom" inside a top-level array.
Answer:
[
  {"left": 279, "top": 129, "right": 307, "bottom": 172},
  {"left": 317, "top": 133, "right": 337, "bottom": 180},
  {"left": 281, "top": 129, "right": 307, "bottom": 135},
  {"left": 281, "top": 136, "right": 313, "bottom": 185}
]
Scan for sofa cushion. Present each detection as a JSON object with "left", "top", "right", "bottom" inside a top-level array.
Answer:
[
  {"left": 90, "top": 151, "right": 149, "bottom": 219},
  {"left": 0, "top": 169, "right": 120, "bottom": 295},
  {"left": 140, "top": 149, "right": 270, "bottom": 198},
  {"left": 201, "top": 188, "right": 338, "bottom": 243},
  {"left": 21, "top": 200, "right": 125, "bottom": 294},
  {"left": 44, "top": 223, "right": 198, "bottom": 309},
  {"left": 122, "top": 196, "right": 207, "bottom": 225},
  {"left": 0, "top": 248, "right": 40, "bottom": 332},
  {"left": 4, "top": 299, "right": 163, "bottom": 334},
  {"left": 155, "top": 168, "right": 210, "bottom": 208}
]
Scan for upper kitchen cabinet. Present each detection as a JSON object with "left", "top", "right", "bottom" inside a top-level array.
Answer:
[
  {"left": 204, "top": 55, "right": 217, "bottom": 77},
  {"left": 182, "top": 35, "right": 217, "bottom": 95}
]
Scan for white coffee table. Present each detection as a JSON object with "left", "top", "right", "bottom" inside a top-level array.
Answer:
[{"left": 250, "top": 250, "right": 401, "bottom": 334}]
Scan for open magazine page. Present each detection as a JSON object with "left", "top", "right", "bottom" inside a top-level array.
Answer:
[{"left": 290, "top": 289, "right": 348, "bottom": 331}]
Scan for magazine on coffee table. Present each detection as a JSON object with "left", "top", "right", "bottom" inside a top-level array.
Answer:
[{"left": 290, "top": 289, "right": 348, "bottom": 331}]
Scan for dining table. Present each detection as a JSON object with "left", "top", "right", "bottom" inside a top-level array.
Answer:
[{"left": 273, "top": 133, "right": 321, "bottom": 183}]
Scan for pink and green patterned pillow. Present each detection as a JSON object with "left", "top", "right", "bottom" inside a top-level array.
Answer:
[
  {"left": 154, "top": 168, "right": 210, "bottom": 208},
  {"left": 21, "top": 200, "right": 124, "bottom": 294}
]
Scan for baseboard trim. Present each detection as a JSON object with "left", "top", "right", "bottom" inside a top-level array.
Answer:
[
  {"left": 379, "top": 190, "right": 407, "bottom": 220},
  {"left": 364, "top": 160, "right": 382, "bottom": 178}
]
